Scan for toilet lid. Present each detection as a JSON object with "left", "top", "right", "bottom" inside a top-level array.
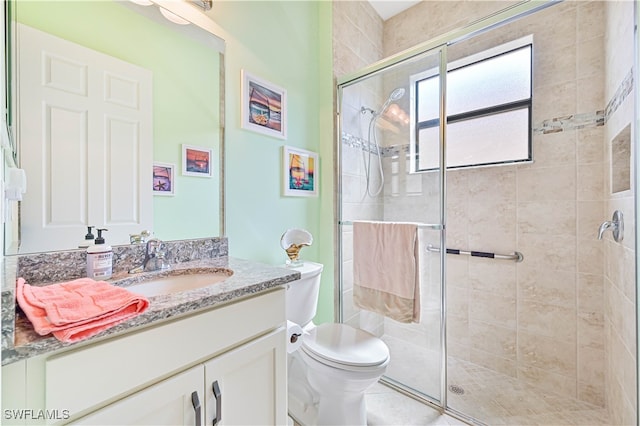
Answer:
[{"left": 302, "top": 323, "right": 389, "bottom": 367}]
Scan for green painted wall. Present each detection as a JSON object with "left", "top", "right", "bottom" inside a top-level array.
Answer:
[
  {"left": 212, "top": 1, "right": 334, "bottom": 323},
  {"left": 16, "top": 1, "right": 221, "bottom": 243},
  {"left": 17, "top": 0, "right": 336, "bottom": 323}
]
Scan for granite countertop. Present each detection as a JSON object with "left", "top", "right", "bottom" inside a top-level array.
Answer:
[{"left": 2, "top": 256, "right": 300, "bottom": 365}]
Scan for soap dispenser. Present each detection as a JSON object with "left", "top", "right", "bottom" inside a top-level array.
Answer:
[
  {"left": 86, "top": 228, "right": 113, "bottom": 280},
  {"left": 78, "top": 226, "right": 95, "bottom": 249}
]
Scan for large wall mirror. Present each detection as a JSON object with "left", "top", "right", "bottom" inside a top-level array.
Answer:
[{"left": 4, "top": 0, "right": 226, "bottom": 255}]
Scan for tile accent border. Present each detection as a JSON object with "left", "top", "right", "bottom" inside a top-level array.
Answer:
[{"left": 342, "top": 67, "right": 633, "bottom": 155}]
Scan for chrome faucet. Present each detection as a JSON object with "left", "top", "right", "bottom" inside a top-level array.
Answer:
[
  {"left": 598, "top": 210, "right": 624, "bottom": 242},
  {"left": 129, "top": 238, "right": 171, "bottom": 273}
]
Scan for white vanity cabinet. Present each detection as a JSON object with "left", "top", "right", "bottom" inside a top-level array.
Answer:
[
  {"left": 2, "top": 288, "right": 287, "bottom": 426},
  {"left": 74, "top": 329, "right": 285, "bottom": 425}
]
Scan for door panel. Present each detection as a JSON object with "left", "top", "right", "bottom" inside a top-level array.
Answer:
[{"left": 18, "top": 23, "right": 152, "bottom": 252}]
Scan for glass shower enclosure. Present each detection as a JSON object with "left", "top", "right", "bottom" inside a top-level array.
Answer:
[{"left": 336, "top": 1, "right": 632, "bottom": 424}]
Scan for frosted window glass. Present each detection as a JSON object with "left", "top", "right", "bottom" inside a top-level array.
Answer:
[
  {"left": 417, "top": 45, "right": 531, "bottom": 121},
  {"left": 447, "top": 47, "right": 531, "bottom": 115},
  {"left": 417, "top": 76, "right": 439, "bottom": 122},
  {"left": 418, "top": 108, "right": 530, "bottom": 170}
]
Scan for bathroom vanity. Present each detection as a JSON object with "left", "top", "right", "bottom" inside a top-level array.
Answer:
[{"left": 1, "top": 246, "right": 300, "bottom": 425}]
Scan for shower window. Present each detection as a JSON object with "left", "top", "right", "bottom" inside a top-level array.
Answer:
[{"left": 411, "top": 36, "right": 532, "bottom": 172}]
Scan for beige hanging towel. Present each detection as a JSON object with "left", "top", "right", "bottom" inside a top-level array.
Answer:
[{"left": 353, "top": 221, "right": 420, "bottom": 323}]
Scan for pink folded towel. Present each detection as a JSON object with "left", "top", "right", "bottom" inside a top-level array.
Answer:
[{"left": 16, "top": 277, "right": 149, "bottom": 343}]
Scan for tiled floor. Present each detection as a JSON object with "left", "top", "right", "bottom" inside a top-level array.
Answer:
[
  {"left": 365, "top": 356, "right": 613, "bottom": 426},
  {"left": 366, "top": 382, "right": 465, "bottom": 425}
]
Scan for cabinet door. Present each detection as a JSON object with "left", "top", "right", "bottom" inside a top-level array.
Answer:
[
  {"left": 72, "top": 366, "right": 204, "bottom": 425},
  {"left": 204, "top": 328, "right": 287, "bottom": 425}
]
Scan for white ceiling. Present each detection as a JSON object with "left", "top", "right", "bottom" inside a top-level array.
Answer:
[{"left": 367, "top": 0, "right": 421, "bottom": 21}]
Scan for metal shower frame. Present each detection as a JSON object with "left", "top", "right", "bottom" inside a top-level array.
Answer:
[{"left": 334, "top": 1, "right": 563, "bottom": 423}]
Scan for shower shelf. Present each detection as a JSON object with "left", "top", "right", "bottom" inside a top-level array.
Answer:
[{"left": 426, "top": 244, "right": 523, "bottom": 263}]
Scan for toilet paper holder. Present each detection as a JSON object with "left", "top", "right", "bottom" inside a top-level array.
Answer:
[{"left": 290, "top": 332, "right": 302, "bottom": 344}]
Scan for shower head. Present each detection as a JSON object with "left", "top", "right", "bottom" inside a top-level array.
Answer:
[
  {"left": 389, "top": 87, "right": 405, "bottom": 101},
  {"left": 377, "top": 87, "right": 405, "bottom": 116}
]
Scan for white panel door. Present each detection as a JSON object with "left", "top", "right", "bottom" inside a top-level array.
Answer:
[
  {"left": 18, "top": 23, "right": 153, "bottom": 252},
  {"left": 204, "top": 328, "right": 287, "bottom": 426}
]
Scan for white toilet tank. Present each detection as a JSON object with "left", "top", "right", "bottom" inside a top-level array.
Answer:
[{"left": 285, "top": 261, "right": 323, "bottom": 327}]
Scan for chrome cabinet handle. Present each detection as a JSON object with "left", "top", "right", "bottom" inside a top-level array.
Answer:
[
  {"left": 191, "top": 391, "right": 202, "bottom": 426},
  {"left": 212, "top": 380, "right": 222, "bottom": 426}
]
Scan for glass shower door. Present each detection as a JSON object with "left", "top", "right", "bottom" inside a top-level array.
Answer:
[{"left": 337, "top": 44, "right": 447, "bottom": 407}]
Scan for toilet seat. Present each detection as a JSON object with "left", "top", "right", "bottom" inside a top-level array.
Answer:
[{"left": 301, "top": 323, "right": 389, "bottom": 372}]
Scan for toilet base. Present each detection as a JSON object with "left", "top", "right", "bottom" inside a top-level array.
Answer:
[
  {"left": 288, "top": 349, "right": 387, "bottom": 426},
  {"left": 316, "top": 391, "right": 367, "bottom": 425}
]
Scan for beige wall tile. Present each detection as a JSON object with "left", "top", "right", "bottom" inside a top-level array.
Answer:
[
  {"left": 577, "top": 201, "right": 605, "bottom": 240},
  {"left": 577, "top": 272, "right": 604, "bottom": 313},
  {"left": 577, "top": 126, "right": 606, "bottom": 165},
  {"left": 577, "top": 1, "right": 605, "bottom": 43},
  {"left": 469, "top": 289, "right": 516, "bottom": 329},
  {"left": 517, "top": 364, "right": 577, "bottom": 399},
  {"left": 533, "top": 80, "right": 577, "bottom": 123},
  {"left": 468, "top": 260, "right": 516, "bottom": 296},
  {"left": 577, "top": 380, "right": 605, "bottom": 407},
  {"left": 577, "top": 239, "right": 604, "bottom": 275},
  {"left": 577, "top": 162, "right": 605, "bottom": 201},
  {"left": 530, "top": 131, "right": 576, "bottom": 168},
  {"left": 578, "top": 310, "right": 604, "bottom": 350},
  {"left": 517, "top": 165, "right": 576, "bottom": 202},
  {"left": 518, "top": 265, "right": 575, "bottom": 309},
  {"left": 533, "top": 41, "right": 576, "bottom": 88},
  {"left": 517, "top": 200, "right": 576, "bottom": 236},
  {"left": 517, "top": 233, "right": 576, "bottom": 271},
  {"left": 469, "top": 320, "right": 517, "bottom": 360},
  {"left": 578, "top": 36, "right": 605, "bottom": 80},
  {"left": 518, "top": 300, "right": 576, "bottom": 342},
  {"left": 518, "top": 331, "right": 577, "bottom": 375},
  {"left": 470, "top": 349, "right": 517, "bottom": 378}
]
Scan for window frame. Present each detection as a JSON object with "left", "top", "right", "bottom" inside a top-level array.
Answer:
[{"left": 410, "top": 35, "right": 533, "bottom": 172}]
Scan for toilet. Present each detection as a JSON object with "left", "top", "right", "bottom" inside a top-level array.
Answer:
[{"left": 286, "top": 261, "right": 390, "bottom": 426}]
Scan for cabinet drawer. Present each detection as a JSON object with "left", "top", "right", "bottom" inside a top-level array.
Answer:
[{"left": 44, "top": 288, "right": 284, "bottom": 420}]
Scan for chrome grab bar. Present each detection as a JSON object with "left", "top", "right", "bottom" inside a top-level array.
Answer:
[{"left": 426, "top": 244, "right": 523, "bottom": 263}]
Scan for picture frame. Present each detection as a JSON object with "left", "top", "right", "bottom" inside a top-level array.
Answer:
[
  {"left": 182, "top": 144, "right": 213, "bottom": 177},
  {"left": 241, "top": 70, "right": 287, "bottom": 140},
  {"left": 152, "top": 162, "right": 175, "bottom": 196},
  {"left": 283, "top": 145, "right": 318, "bottom": 197}
]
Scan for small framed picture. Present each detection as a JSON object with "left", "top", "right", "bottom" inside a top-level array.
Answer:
[
  {"left": 153, "top": 162, "right": 175, "bottom": 196},
  {"left": 241, "top": 70, "right": 287, "bottom": 140},
  {"left": 182, "top": 144, "right": 213, "bottom": 177},
  {"left": 283, "top": 145, "right": 318, "bottom": 197}
]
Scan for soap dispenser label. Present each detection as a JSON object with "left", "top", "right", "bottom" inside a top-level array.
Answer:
[{"left": 87, "top": 252, "right": 113, "bottom": 278}]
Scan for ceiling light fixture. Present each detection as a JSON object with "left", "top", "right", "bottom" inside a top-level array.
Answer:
[{"left": 159, "top": 7, "right": 190, "bottom": 25}]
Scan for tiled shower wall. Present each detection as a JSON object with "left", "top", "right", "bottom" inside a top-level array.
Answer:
[
  {"left": 603, "top": 1, "right": 636, "bottom": 424},
  {"left": 383, "top": 1, "right": 609, "bottom": 407},
  {"left": 333, "top": 1, "right": 386, "bottom": 333},
  {"left": 335, "top": 0, "right": 635, "bottom": 419}
]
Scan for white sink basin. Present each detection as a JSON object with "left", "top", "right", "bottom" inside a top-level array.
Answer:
[{"left": 124, "top": 268, "right": 233, "bottom": 297}]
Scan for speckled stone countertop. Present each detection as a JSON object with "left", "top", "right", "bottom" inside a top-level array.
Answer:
[{"left": 2, "top": 238, "right": 300, "bottom": 365}]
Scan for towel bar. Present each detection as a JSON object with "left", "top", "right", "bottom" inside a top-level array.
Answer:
[
  {"left": 339, "top": 220, "right": 443, "bottom": 230},
  {"left": 426, "top": 244, "right": 523, "bottom": 262}
]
